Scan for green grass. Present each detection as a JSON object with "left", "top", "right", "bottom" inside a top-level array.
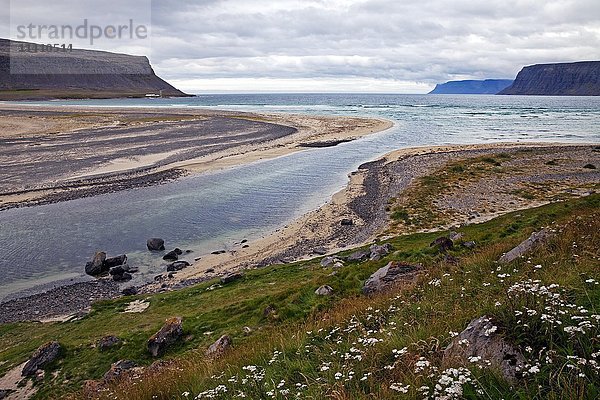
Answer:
[{"left": 1, "top": 194, "right": 598, "bottom": 399}]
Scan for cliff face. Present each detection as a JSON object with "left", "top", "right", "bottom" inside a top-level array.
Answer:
[
  {"left": 0, "top": 39, "right": 189, "bottom": 100},
  {"left": 429, "top": 79, "right": 513, "bottom": 94},
  {"left": 499, "top": 61, "right": 600, "bottom": 96}
]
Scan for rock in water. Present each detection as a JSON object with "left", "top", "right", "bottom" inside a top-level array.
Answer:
[
  {"left": 163, "top": 250, "right": 179, "bottom": 261},
  {"left": 104, "top": 255, "right": 127, "bottom": 269},
  {"left": 206, "top": 335, "right": 233, "bottom": 358},
  {"left": 22, "top": 341, "right": 61, "bottom": 377},
  {"left": 362, "top": 261, "right": 421, "bottom": 295},
  {"left": 147, "top": 238, "right": 165, "bottom": 251},
  {"left": 166, "top": 261, "right": 190, "bottom": 272},
  {"left": 498, "top": 229, "right": 550, "bottom": 264},
  {"left": 315, "top": 285, "right": 334, "bottom": 296},
  {"left": 443, "top": 316, "right": 525, "bottom": 382},
  {"left": 85, "top": 251, "right": 107, "bottom": 276},
  {"left": 147, "top": 317, "right": 183, "bottom": 357}
]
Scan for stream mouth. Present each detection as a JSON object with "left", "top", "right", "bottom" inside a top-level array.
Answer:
[{"left": 1, "top": 94, "right": 599, "bottom": 302}]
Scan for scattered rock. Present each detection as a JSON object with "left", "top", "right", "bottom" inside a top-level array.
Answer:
[
  {"left": 313, "top": 247, "right": 327, "bottom": 255},
  {"left": 430, "top": 236, "right": 454, "bottom": 252},
  {"left": 346, "top": 249, "right": 370, "bottom": 262},
  {"left": 109, "top": 266, "right": 126, "bottom": 276},
  {"left": 163, "top": 250, "right": 179, "bottom": 261},
  {"left": 315, "top": 285, "right": 334, "bottom": 296},
  {"left": 369, "top": 243, "right": 393, "bottom": 261},
  {"left": 0, "top": 389, "right": 8, "bottom": 399},
  {"left": 104, "top": 255, "right": 127, "bottom": 269},
  {"left": 103, "top": 360, "right": 137, "bottom": 382},
  {"left": 84, "top": 251, "right": 107, "bottom": 276},
  {"left": 185, "top": 249, "right": 193, "bottom": 253},
  {"left": 242, "top": 244, "right": 250, "bottom": 248},
  {"left": 320, "top": 256, "right": 336, "bottom": 267},
  {"left": 333, "top": 262, "right": 344, "bottom": 269},
  {"left": 147, "top": 238, "right": 165, "bottom": 251},
  {"left": 463, "top": 241, "right": 477, "bottom": 249},
  {"left": 205, "top": 268, "right": 215, "bottom": 273},
  {"left": 121, "top": 286, "right": 138, "bottom": 296},
  {"left": 498, "top": 229, "right": 551, "bottom": 264},
  {"left": 583, "top": 163, "right": 596, "bottom": 169},
  {"left": 166, "top": 261, "right": 190, "bottom": 272},
  {"left": 443, "top": 316, "right": 525, "bottom": 383},
  {"left": 205, "top": 335, "right": 233, "bottom": 358},
  {"left": 362, "top": 261, "right": 421, "bottom": 295},
  {"left": 340, "top": 218, "right": 354, "bottom": 226},
  {"left": 112, "top": 272, "right": 132, "bottom": 282},
  {"left": 22, "top": 341, "right": 61, "bottom": 377},
  {"left": 241, "top": 239, "right": 248, "bottom": 244},
  {"left": 211, "top": 250, "right": 227, "bottom": 255},
  {"left": 243, "top": 326, "right": 252, "bottom": 335},
  {"left": 220, "top": 272, "right": 243, "bottom": 284},
  {"left": 122, "top": 264, "right": 139, "bottom": 273},
  {"left": 147, "top": 317, "right": 183, "bottom": 357},
  {"left": 449, "top": 231, "right": 463, "bottom": 242},
  {"left": 97, "top": 335, "right": 121, "bottom": 351}
]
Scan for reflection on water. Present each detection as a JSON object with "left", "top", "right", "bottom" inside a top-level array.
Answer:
[{"left": 1, "top": 94, "right": 599, "bottom": 300}]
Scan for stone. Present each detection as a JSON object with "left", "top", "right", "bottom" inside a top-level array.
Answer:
[
  {"left": 205, "top": 335, "right": 233, "bottom": 358},
  {"left": 449, "top": 231, "right": 464, "bottom": 242},
  {"left": 22, "top": 341, "right": 61, "bottom": 377},
  {"left": 430, "top": 236, "right": 454, "bottom": 252},
  {"left": 147, "top": 317, "right": 183, "bottom": 357},
  {"left": 103, "top": 360, "right": 137, "bottom": 382},
  {"left": 313, "top": 247, "right": 327, "bottom": 255},
  {"left": 122, "top": 264, "right": 139, "bottom": 273},
  {"left": 173, "top": 248, "right": 183, "bottom": 255},
  {"left": 242, "top": 244, "right": 250, "bottom": 248},
  {"left": 498, "top": 229, "right": 550, "bottom": 264},
  {"left": 0, "top": 389, "right": 7, "bottom": 399},
  {"left": 346, "top": 249, "right": 370, "bottom": 262},
  {"left": 205, "top": 268, "right": 215, "bottom": 273},
  {"left": 340, "top": 218, "right": 354, "bottom": 226},
  {"left": 121, "top": 286, "right": 138, "bottom": 296},
  {"left": 463, "top": 241, "right": 477, "bottom": 249},
  {"left": 147, "top": 238, "right": 165, "bottom": 251},
  {"left": 362, "top": 261, "right": 421, "bottom": 295},
  {"left": 104, "top": 255, "right": 127, "bottom": 269},
  {"left": 315, "top": 285, "right": 334, "bottom": 296},
  {"left": 166, "top": 261, "right": 190, "bottom": 272},
  {"left": 369, "top": 243, "right": 393, "bottom": 261},
  {"left": 320, "top": 256, "right": 336, "bottom": 267},
  {"left": 85, "top": 251, "right": 107, "bottom": 276},
  {"left": 583, "top": 163, "right": 596, "bottom": 169},
  {"left": 97, "top": 335, "right": 121, "bottom": 351},
  {"left": 163, "top": 250, "right": 179, "bottom": 261},
  {"left": 220, "top": 272, "right": 243, "bottom": 284},
  {"left": 112, "top": 272, "right": 132, "bottom": 282},
  {"left": 443, "top": 316, "right": 525, "bottom": 383},
  {"left": 109, "top": 266, "right": 126, "bottom": 276},
  {"left": 211, "top": 250, "right": 226, "bottom": 255},
  {"left": 243, "top": 326, "right": 252, "bottom": 335}
]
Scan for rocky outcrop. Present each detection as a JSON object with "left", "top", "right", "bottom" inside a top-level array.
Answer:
[
  {"left": 22, "top": 341, "right": 61, "bottom": 377},
  {"left": 205, "top": 335, "right": 233, "bottom": 358},
  {"left": 0, "top": 39, "right": 189, "bottom": 100},
  {"left": 443, "top": 316, "right": 525, "bottom": 382},
  {"left": 362, "top": 261, "right": 421, "bottom": 295},
  {"left": 85, "top": 251, "right": 107, "bottom": 276},
  {"left": 147, "top": 317, "right": 183, "bottom": 357},
  {"left": 499, "top": 61, "right": 600, "bottom": 96},
  {"left": 429, "top": 79, "right": 513, "bottom": 94}
]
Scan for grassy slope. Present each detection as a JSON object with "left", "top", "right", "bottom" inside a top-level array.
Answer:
[{"left": 0, "top": 193, "right": 598, "bottom": 399}]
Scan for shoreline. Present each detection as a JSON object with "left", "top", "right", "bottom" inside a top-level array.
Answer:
[
  {"left": 2, "top": 141, "right": 597, "bottom": 323},
  {"left": 0, "top": 104, "right": 393, "bottom": 210}
]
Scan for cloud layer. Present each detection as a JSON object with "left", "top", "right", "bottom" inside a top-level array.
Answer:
[{"left": 3, "top": 0, "right": 600, "bottom": 92}]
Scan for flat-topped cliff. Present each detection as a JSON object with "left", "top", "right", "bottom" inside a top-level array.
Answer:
[
  {"left": 0, "top": 39, "right": 189, "bottom": 100},
  {"left": 499, "top": 61, "right": 600, "bottom": 96},
  {"left": 429, "top": 79, "right": 513, "bottom": 94}
]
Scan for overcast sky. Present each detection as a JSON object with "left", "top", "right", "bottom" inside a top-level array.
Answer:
[{"left": 3, "top": 0, "right": 600, "bottom": 93}]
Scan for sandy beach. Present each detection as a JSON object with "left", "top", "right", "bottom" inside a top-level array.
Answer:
[{"left": 0, "top": 105, "right": 392, "bottom": 210}]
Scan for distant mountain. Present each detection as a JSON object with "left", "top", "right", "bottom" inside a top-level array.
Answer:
[
  {"left": 0, "top": 39, "right": 190, "bottom": 100},
  {"left": 429, "top": 79, "right": 514, "bottom": 94},
  {"left": 498, "top": 61, "right": 600, "bottom": 96}
]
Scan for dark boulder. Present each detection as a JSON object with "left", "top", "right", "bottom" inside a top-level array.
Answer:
[
  {"left": 112, "top": 272, "right": 132, "bottom": 282},
  {"left": 205, "top": 268, "right": 215, "bottom": 273},
  {"left": 104, "top": 255, "right": 127, "bottom": 269},
  {"left": 205, "top": 335, "right": 233, "bottom": 358},
  {"left": 163, "top": 250, "right": 179, "bottom": 261},
  {"left": 22, "top": 341, "right": 61, "bottom": 377},
  {"left": 85, "top": 251, "right": 107, "bottom": 276},
  {"left": 97, "top": 335, "right": 121, "bottom": 351},
  {"left": 147, "top": 238, "right": 165, "bottom": 251},
  {"left": 362, "top": 261, "right": 421, "bottom": 295},
  {"left": 430, "top": 236, "right": 454, "bottom": 252},
  {"left": 211, "top": 250, "right": 226, "bottom": 255},
  {"left": 166, "top": 261, "right": 190, "bottom": 272},
  {"left": 109, "top": 266, "right": 126, "bottom": 276},
  {"left": 220, "top": 272, "right": 243, "bottom": 284},
  {"left": 121, "top": 286, "right": 138, "bottom": 296},
  {"left": 147, "top": 317, "right": 183, "bottom": 357},
  {"left": 340, "top": 218, "right": 354, "bottom": 226}
]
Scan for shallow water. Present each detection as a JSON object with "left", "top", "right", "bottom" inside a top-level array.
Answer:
[{"left": 1, "top": 94, "right": 599, "bottom": 301}]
